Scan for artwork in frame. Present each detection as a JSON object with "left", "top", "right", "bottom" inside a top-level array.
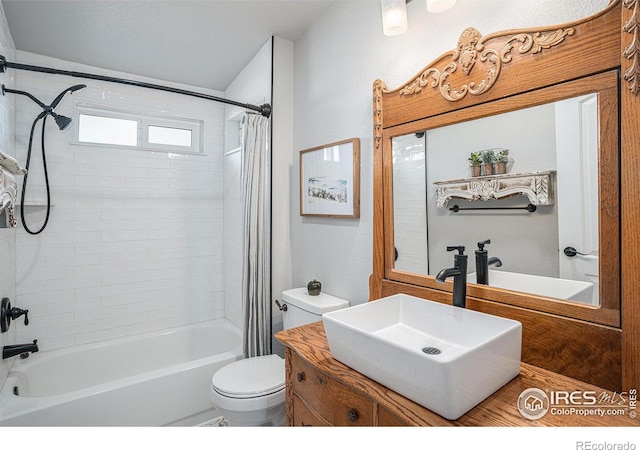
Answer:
[{"left": 299, "top": 138, "right": 360, "bottom": 218}]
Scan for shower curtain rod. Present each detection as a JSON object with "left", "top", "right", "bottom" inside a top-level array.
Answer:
[{"left": 0, "top": 55, "right": 272, "bottom": 118}]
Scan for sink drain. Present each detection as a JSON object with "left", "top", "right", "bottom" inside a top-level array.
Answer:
[{"left": 422, "top": 347, "right": 441, "bottom": 355}]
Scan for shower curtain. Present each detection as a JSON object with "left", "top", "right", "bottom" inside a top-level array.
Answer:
[{"left": 241, "top": 113, "right": 271, "bottom": 358}]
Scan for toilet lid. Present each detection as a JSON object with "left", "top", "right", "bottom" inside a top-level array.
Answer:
[{"left": 212, "top": 354, "right": 285, "bottom": 399}]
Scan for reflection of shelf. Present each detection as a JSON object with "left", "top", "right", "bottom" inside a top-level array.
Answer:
[{"left": 434, "top": 170, "right": 555, "bottom": 208}]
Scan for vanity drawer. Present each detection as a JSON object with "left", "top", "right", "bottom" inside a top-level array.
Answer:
[
  {"left": 291, "top": 353, "right": 374, "bottom": 426},
  {"left": 292, "top": 394, "right": 331, "bottom": 426}
]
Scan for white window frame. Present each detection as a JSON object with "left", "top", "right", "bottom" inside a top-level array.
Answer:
[{"left": 73, "top": 103, "right": 204, "bottom": 155}]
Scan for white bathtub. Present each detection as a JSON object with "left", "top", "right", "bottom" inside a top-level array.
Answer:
[{"left": 0, "top": 319, "right": 242, "bottom": 426}]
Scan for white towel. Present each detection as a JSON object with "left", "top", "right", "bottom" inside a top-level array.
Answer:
[
  {"left": 0, "top": 150, "right": 27, "bottom": 175},
  {"left": 0, "top": 168, "right": 17, "bottom": 227}
]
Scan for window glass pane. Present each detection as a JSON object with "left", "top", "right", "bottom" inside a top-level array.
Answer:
[
  {"left": 78, "top": 114, "right": 138, "bottom": 146},
  {"left": 148, "top": 125, "right": 192, "bottom": 147}
]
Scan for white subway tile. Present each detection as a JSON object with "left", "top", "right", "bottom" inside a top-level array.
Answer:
[
  {"left": 101, "top": 270, "right": 148, "bottom": 287},
  {"left": 13, "top": 51, "right": 228, "bottom": 352},
  {"left": 75, "top": 285, "right": 104, "bottom": 300},
  {"left": 75, "top": 304, "right": 127, "bottom": 322},
  {"left": 75, "top": 327, "right": 127, "bottom": 346}
]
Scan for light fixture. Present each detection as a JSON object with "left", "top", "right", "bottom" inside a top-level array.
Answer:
[
  {"left": 380, "top": 0, "right": 408, "bottom": 37},
  {"left": 426, "top": 0, "right": 456, "bottom": 13},
  {"left": 381, "top": 0, "right": 456, "bottom": 36}
]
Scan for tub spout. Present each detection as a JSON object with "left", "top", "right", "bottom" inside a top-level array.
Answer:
[{"left": 3, "top": 339, "right": 38, "bottom": 359}]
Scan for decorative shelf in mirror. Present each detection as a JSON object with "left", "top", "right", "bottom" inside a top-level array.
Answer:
[{"left": 433, "top": 170, "right": 555, "bottom": 208}]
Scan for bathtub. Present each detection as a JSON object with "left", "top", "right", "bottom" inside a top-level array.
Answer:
[{"left": 0, "top": 319, "right": 242, "bottom": 426}]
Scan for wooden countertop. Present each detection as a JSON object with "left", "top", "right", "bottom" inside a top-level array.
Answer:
[{"left": 276, "top": 321, "right": 639, "bottom": 426}]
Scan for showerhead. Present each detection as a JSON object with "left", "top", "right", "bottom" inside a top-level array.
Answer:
[
  {"left": 51, "top": 112, "right": 73, "bottom": 131},
  {"left": 2, "top": 83, "right": 86, "bottom": 131}
]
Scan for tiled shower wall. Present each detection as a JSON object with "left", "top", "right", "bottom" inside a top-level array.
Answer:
[
  {"left": 13, "top": 51, "right": 226, "bottom": 351},
  {"left": 0, "top": 2, "right": 16, "bottom": 386}
]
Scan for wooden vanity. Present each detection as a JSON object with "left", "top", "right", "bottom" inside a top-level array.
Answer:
[{"left": 276, "top": 321, "right": 637, "bottom": 426}]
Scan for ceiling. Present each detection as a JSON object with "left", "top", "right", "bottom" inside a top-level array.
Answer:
[{"left": 1, "top": 0, "right": 334, "bottom": 91}]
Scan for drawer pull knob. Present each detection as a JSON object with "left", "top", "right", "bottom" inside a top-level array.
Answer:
[
  {"left": 296, "top": 372, "right": 305, "bottom": 382},
  {"left": 347, "top": 409, "right": 358, "bottom": 423}
]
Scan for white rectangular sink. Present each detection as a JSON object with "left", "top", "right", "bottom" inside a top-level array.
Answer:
[
  {"left": 322, "top": 294, "right": 522, "bottom": 420},
  {"left": 469, "top": 270, "right": 595, "bottom": 305}
]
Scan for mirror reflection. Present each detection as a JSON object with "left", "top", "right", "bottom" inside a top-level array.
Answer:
[{"left": 392, "top": 93, "right": 599, "bottom": 306}]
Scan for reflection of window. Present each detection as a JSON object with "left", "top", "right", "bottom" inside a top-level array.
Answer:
[
  {"left": 75, "top": 104, "right": 203, "bottom": 154},
  {"left": 323, "top": 146, "right": 340, "bottom": 162}
]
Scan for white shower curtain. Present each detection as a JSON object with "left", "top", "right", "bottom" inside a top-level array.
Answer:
[{"left": 241, "top": 113, "right": 271, "bottom": 358}]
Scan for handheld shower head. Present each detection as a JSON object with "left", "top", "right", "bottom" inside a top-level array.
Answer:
[{"left": 50, "top": 84, "right": 86, "bottom": 109}]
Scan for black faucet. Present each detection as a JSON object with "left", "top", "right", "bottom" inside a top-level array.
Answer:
[
  {"left": 2, "top": 340, "right": 38, "bottom": 359},
  {"left": 475, "top": 239, "right": 503, "bottom": 285},
  {"left": 436, "top": 246, "right": 468, "bottom": 308}
]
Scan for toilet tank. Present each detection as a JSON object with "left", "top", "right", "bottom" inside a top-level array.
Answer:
[{"left": 282, "top": 288, "right": 350, "bottom": 330}]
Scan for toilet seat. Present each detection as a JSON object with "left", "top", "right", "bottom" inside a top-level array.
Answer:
[{"left": 212, "top": 354, "right": 285, "bottom": 399}]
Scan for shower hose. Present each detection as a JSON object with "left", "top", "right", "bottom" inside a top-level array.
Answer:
[{"left": 21, "top": 111, "right": 51, "bottom": 235}]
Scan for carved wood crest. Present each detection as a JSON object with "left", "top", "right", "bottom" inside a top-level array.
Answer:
[
  {"left": 399, "top": 27, "right": 575, "bottom": 102},
  {"left": 373, "top": 79, "right": 385, "bottom": 151}
]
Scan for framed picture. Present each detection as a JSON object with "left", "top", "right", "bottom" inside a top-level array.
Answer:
[{"left": 299, "top": 138, "right": 360, "bottom": 218}]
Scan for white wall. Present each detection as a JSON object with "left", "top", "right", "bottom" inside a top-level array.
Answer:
[
  {"left": 291, "top": 0, "right": 609, "bottom": 306},
  {"left": 13, "top": 51, "right": 226, "bottom": 351},
  {"left": 270, "top": 37, "right": 294, "bottom": 355},
  {"left": 0, "top": 1, "right": 17, "bottom": 388}
]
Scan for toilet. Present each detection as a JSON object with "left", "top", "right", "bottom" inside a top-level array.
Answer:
[{"left": 209, "top": 287, "right": 350, "bottom": 426}]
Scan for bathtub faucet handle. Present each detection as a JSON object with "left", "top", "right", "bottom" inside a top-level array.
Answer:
[{"left": 9, "top": 306, "right": 29, "bottom": 326}]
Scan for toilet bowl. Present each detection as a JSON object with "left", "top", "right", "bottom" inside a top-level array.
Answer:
[
  {"left": 210, "top": 288, "right": 350, "bottom": 426},
  {"left": 210, "top": 354, "right": 286, "bottom": 426}
]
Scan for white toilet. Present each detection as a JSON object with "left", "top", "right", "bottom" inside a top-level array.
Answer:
[{"left": 209, "top": 287, "right": 350, "bottom": 426}]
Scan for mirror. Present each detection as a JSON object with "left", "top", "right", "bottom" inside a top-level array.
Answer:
[
  {"left": 392, "top": 93, "right": 600, "bottom": 306},
  {"left": 382, "top": 69, "right": 619, "bottom": 327}
]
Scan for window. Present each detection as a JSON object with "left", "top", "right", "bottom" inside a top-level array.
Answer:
[
  {"left": 148, "top": 125, "right": 192, "bottom": 148},
  {"left": 74, "top": 104, "right": 203, "bottom": 154},
  {"left": 78, "top": 114, "right": 138, "bottom": 147}
]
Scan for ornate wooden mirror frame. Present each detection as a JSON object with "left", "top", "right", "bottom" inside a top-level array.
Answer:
[{"left": 370, "top": 0, "right": 639, "bottom": 392}]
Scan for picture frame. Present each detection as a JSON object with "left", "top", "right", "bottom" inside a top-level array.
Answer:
[{"left": 299, "top": 138, "right": 360, "bottom": 218}]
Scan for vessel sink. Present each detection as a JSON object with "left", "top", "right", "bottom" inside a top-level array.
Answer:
[
  {"left": 322, "top": 294, "right": 522, "bottom": 420},
  {"left": 469, "top": 270, "right": 595, "bottom": 305}
]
